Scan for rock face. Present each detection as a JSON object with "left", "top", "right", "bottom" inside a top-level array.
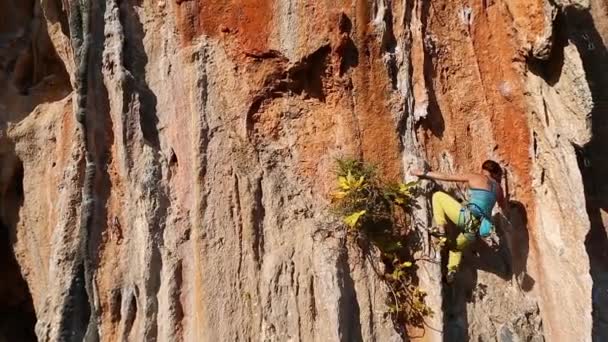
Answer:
[{"left": 0, "top": 0, "right": 606, "bottom": 341}]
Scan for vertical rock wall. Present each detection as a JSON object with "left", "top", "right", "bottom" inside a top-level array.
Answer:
[{"left": 0, "top": 0, "right": 606, "bottom": 341}]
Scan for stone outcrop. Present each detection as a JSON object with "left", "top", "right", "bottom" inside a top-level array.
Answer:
[{"left": 0, "top": 0, "right": 606, "bottom": 341}]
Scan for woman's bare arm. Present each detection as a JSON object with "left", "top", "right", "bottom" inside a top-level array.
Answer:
[{"left": 412, "top": 169, "right": 473, "bottom": 183}]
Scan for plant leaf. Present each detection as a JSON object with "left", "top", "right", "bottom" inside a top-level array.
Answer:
[
  {"left": 398, "top": 181, "right": 418, "bottom": 195},
  {"left": 343, "top": 210, "right": 366, "bottom": 228},
  {"left": 338, "top": 176, "right": 350, "bottom": 190},
  {"left": 355, "top": 175, "right": 365, "bottom": 188},
  {"left": 331, "top": 191, "right": 348, "bottom": 200},
  {"left": 346, "top": 170, "right": 355, "bottom": 184}
]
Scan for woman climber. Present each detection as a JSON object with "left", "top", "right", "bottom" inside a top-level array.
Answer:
[{"left": 412, "top": 160, "right": 508, "bottom": 283}]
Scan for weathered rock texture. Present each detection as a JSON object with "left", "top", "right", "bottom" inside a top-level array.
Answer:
[{"left": 0, "top": 0, "right": 606, "bottom": 341}]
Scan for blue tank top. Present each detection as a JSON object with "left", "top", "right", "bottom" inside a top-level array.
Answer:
[{"left": 468, "top": 180, "right": 498, "bottom": 219}]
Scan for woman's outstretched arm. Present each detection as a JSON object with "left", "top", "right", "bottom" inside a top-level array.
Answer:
[{"left": 411, "top": 169, "right": 473, "bottom": 183}]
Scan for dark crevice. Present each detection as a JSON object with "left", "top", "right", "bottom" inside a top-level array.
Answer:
[
  {"left": 62, "top": 0, "right": 97, "bottom": 339},
  {"left": 576, "top": 144, "right": 608, "bottom": 342},
  {"left": 533, "top": 131, "right": 538, "bottom": 158},
  {"left": 122, "top": 288, "right": 138, "bottom": 338},
  {"left": 309, "top": 276, "right": 317, "bottom": 321},
  {"left": 118, "top": 3, "right": 169, "bottom": 339},
  {"left": 145, "top": 237, "right": 162, "bottom": 341},
  {"left": 0, "top": 0, "right": 72, "bottom": 122},
  {"left": 0, "top": 152, "right": 35, "bottom": 342},
  {"left": 564, "top": 6, "right": 608, "bottom": 341},
  {"left": 440, "top": 220, "right": 470, "bottom": 342},
  {"left": 245, "top": 45, "right": 332, "bottom": 136},
  {"left": 244, "top": 49, "right": 284, "bottom": 59},
  {"left": 59, "top": 263, "right": 91, "bottom": 342},
  {"left": 337, "top": 14, "right": 360, "bottom": 76},
  {"left": 89, "top": 0, "right": 113, "bottom": 272},
  {"left": 0, "top": 224, "right": 36, "bottom": 342},
  {"left": 386, "top": 56, "right": 398, "bottom": 91},
  {"left": 1, "top": 156, "right": 25, "bottom": 226},
  {"left": 83, "top": 0, "right": 113, "bottom": 337},
  {"left": 380, "top": 5, "right": 397, "bottom": 54},
  {"left": 528, "top": 12, "right": 566, "bottom": 86},
  {"left": 109, "top": 288, "right": 122, "bottom": 323},
  {"left": 526, "top": 6, "right": 608, "bottom": 339},
  {"left": 380, "top": 4, "right": 398, "bottom": 90},
  {"left": 169, "top": 148, "right": 178, "bottom": 166},
  {"left": 287, "top": 45, "right": 331, "bottom": 101},
  {"left": 40, "top": 0, "right": 70, "bottom": 37},
  {"left": 251, "top": 176, "right": 266, "bottom": 267},
  {"left": 171, "top": 262, "right": 185, "bottom": 328},
  {"left": 417, "top": 0, "right": 445, "bottom": 138},
  {"left": 395, "top": 0, "right": 415, "bottom": 139},
  {"left": 540, "top": 169, "right": 545, "bottom": 185},
  {"left": 119, "top": 0, "right": 160, "bottom": 150},
  {"left": 336, "top": 247, "right": 363, "bottom": 342}
]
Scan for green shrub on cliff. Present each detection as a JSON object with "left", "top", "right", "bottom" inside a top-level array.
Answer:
[{"left": 330, "top": 157, "right": 432, "bottom": 331}]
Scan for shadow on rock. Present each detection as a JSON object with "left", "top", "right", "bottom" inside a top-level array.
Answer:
[
  {"left": 468, "top": 200, "right": 534, "bottom": 292},
  {"left": 565, "top": 7, "right": 608, "bottom": 341},
  {"left": 0, "top": 142, "right": 36, "bottom": 341},
  {"left": 441, "top": 194, "right": 534, "bottom": 342}
]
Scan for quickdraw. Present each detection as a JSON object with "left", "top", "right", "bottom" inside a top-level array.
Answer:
[{"left": 458, "top": 202, "right": 489, "bottom": 237}]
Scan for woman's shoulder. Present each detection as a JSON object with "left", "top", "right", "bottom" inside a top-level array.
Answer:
[
  {"left": 471, "top": 173, "right": 491, "bottom": 183},
  {"left": 467, "top": 173, "right": 491, "bottom": 189}
]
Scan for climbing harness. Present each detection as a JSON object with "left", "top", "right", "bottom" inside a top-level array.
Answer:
[
  {"left": 459, "top": 202, "right": 499, "bottom": 246},
  {"left": 458, "top": 202, "right": 494, "bottom": 237}
]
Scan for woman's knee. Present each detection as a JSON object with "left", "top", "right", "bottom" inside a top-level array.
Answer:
[{"left": 432, "top": 191, "right": 449, "bottom": 204}]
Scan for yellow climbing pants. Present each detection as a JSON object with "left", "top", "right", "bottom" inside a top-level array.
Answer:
[{"left": 431, "top": 191, "right": 475, "bottom": 272}]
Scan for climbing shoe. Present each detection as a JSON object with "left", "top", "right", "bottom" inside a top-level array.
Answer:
[
  {"left": 428, "top": 226, "right": 445, "bottom": 238},
  {"left": 446, "top": 270, "right": 457, "bottom": 284},
  {"left": 433, "top": 236, "right": 448, "bottom": 249},
  {"left": 429, "top": 227, "right": 447, "bottom": 250}
]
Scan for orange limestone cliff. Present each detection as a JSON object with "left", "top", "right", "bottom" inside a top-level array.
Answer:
[{"left": 0, "top": 0, "right": 606, "bottom": 341}]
